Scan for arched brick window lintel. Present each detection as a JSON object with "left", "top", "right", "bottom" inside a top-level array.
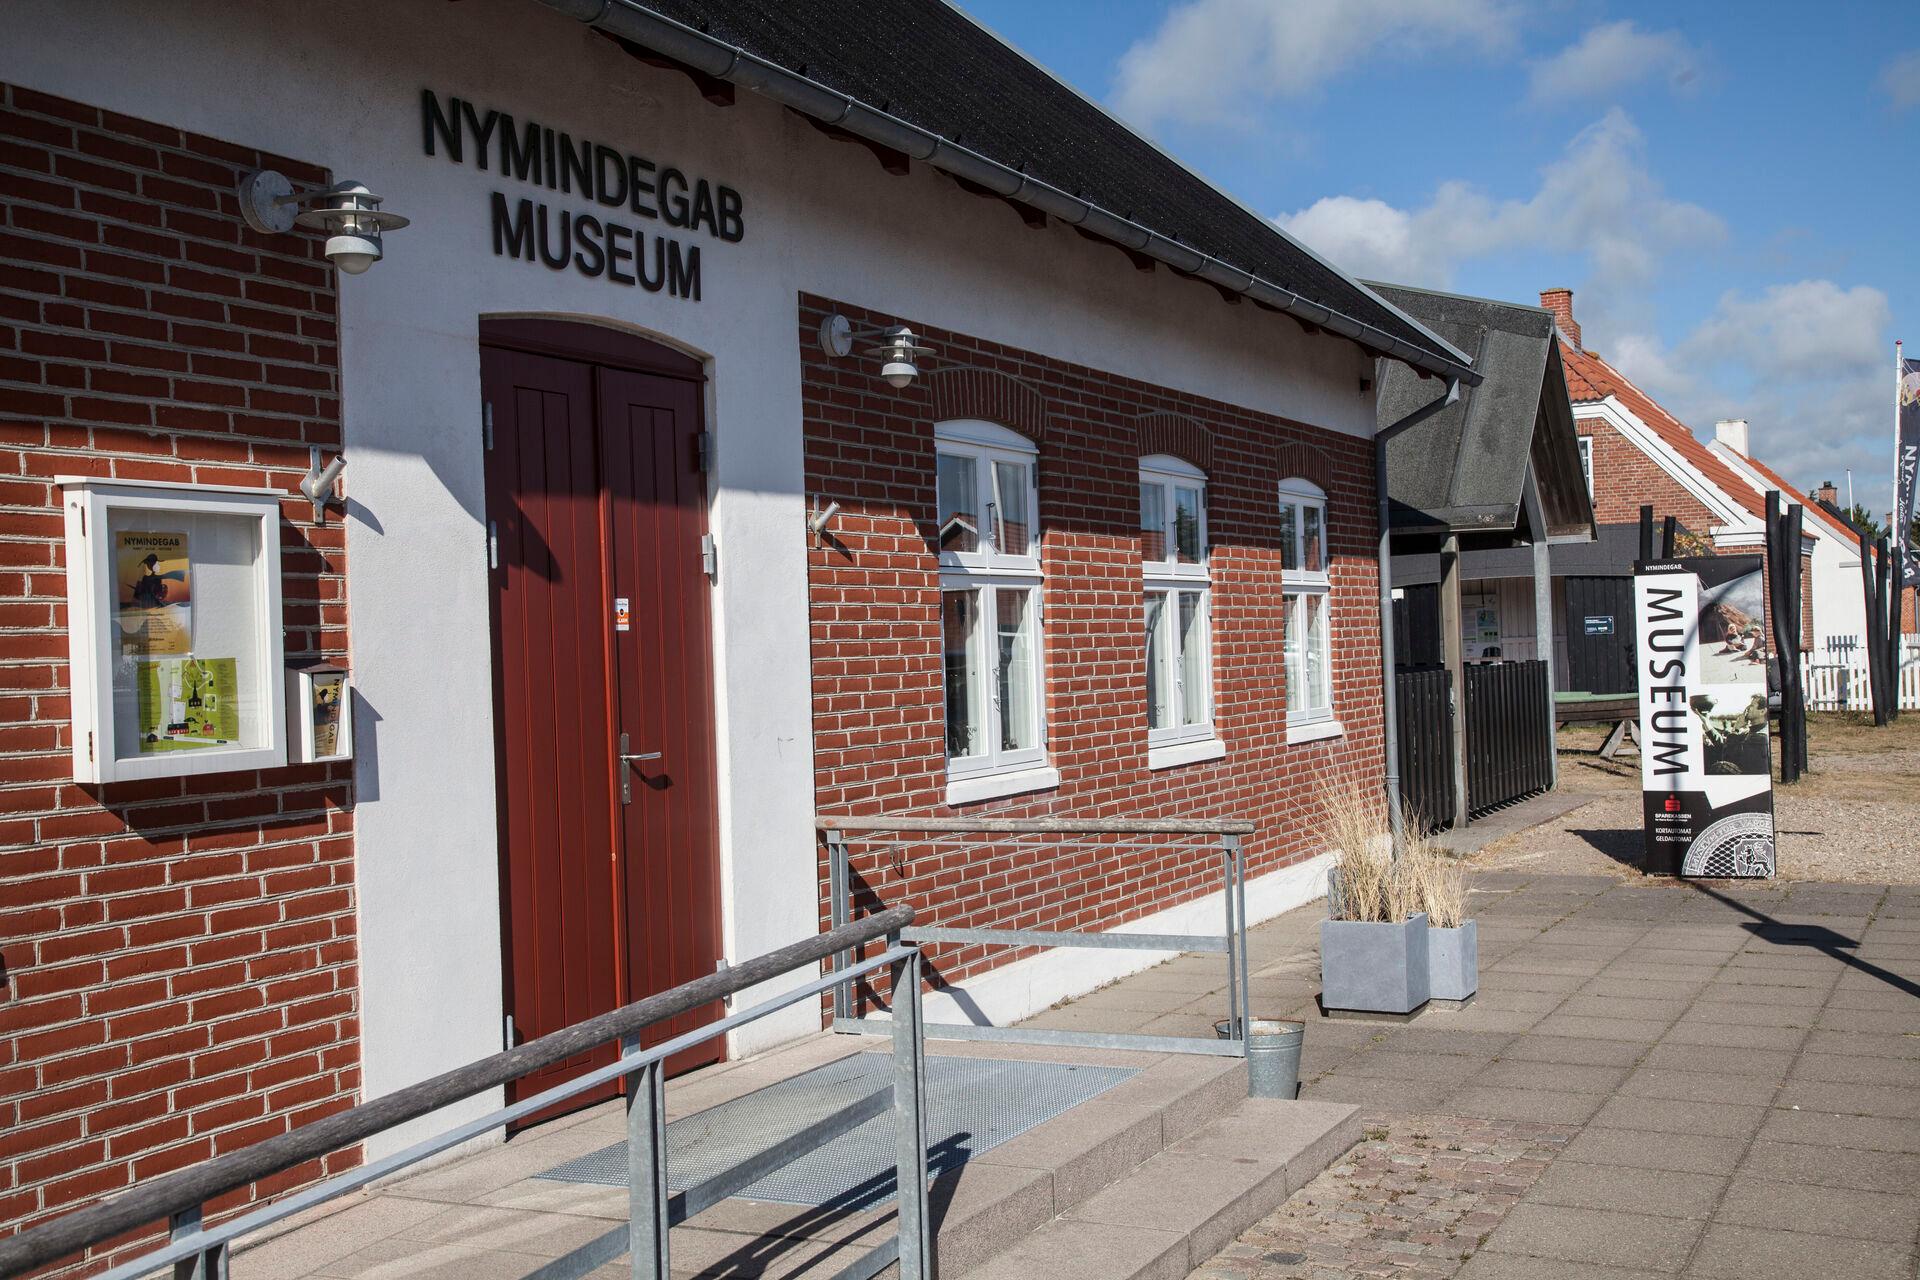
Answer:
[
  {"left": 923, "top": 366, "right": 1050, "bottom": 443},
  {"left": 1135, "top": 412, "right": 1214, "bottom": 473},
  {"left": 1273, "top": 440, "right": 1334, "bottom": 493}
]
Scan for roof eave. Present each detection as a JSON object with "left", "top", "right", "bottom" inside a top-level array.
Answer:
[{"left": 533, "top": 0, "right": 1481, "bottom": 384}]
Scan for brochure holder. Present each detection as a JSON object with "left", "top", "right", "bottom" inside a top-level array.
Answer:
[
  {"left": 287, "top": 661, "right": 352, "bottom": 763},
  {"left": 59, "top": 478, "right": 288, "bottom": 784}
]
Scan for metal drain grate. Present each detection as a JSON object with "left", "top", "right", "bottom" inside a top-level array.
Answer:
[{"left": 536, "top": 1052, "right": 1135, "bottom": 1212}]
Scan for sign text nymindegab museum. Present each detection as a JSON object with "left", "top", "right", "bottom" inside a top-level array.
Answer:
[{"left": 422, "top": 89, "right": 744, "bottom": 300}]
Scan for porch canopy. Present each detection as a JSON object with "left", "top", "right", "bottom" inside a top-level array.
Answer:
[{"left": 1369, "top": 284, "right": 1595, "bottom": 829}]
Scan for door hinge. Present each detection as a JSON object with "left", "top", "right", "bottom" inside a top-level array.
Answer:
[
  {"left": 701, "top": 533, "right": 717, "bottom": 579},
  {"left": 87, "top": 731, "right": 94, "bottom": 764},
  {"left": 482, "top": 402, "right": 494, "bottom": 451},
  {"left": 695, "top": 431, "right": 714, "bottom": 473},
  {"left": 504, "top": 1013, "right": 516, "bottom": 1048},
  {"left": 487, "top": 519, "right": 499, "bottom": 570}
]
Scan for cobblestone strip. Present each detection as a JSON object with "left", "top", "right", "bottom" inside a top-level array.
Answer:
[{"left": 1191, "top": 1113, "right": 1573, "bottom": 1279}]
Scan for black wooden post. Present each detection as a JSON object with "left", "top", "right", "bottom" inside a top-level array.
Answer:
[
  {"left": 1660, "top": 514, "right": 1677, "bottom": 559},
  {"left": 1860, "top": 529, "right": 1885, "bottom": 721},
  {"left": 1639, "top": 504, "right": 1654, "bottom": 563},
  {"left": 1785, "top": 503, "right": 1807, "bottom": 773},
  {"left": 1874, "top": 537, "right": 1893, "bottom": 726},
  {"left": 1890, "top": 548, "right": 1905, "bottom": 723}
]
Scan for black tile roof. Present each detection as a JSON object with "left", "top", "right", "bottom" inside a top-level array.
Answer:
[{"left": 591, "top": 0, "right": 1470, "bottom": 376}]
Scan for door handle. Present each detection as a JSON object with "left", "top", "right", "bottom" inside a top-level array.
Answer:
[{"left": 618, "top": 732, "right": 661, "bottom": 804}]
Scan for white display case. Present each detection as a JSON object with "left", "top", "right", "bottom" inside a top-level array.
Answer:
[
  {"left": 60, "top": 478, "right": 288, "bottom": 784},
  {"left": 287, "top": 661, "right": 352, "bottom": 763}
]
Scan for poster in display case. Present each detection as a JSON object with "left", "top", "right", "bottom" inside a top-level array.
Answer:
[{"left": 60, "top": 478, "right": 288, "bottom": 784}]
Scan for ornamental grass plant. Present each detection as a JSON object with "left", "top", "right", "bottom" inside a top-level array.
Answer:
[{"left": 1319, "top": 787, "right": 1469, "bottom": 926}]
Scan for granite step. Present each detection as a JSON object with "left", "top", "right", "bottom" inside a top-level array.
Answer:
[{"left": 956, "top": 1097, "right": 1363, "bottom": 1280}]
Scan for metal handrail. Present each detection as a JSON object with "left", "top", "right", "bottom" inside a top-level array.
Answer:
[
  {"left": 817, "top": 815, "right": 1256, "bottom": 835},
  {"left": 0, "top": 906, "right": 919, "bottom": 1280},
  {"left": 820, "top": 818, "right": 1252, "bottom": 1061}
]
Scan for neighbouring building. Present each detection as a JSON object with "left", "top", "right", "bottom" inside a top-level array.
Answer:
[
  {"left": 0, "top": 0, "right": 1479, "bottom": 1265},
  {"left": 1392, "top": 288, "right": 1817, "bottom": 704}
]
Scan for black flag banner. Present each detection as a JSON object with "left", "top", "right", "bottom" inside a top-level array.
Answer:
[{"left": 1900, "top": 353, "right": 1920, "bottom": 586}]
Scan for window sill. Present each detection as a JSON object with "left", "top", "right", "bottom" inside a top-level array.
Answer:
[
  {"left": 1147, "top": 737, "right": 1227, "bottom": 770},
  {"left": 1287, "top": 718, "right": 1344, "bottom": 744},
  {"left": 945, "top": 764, "right": 1061, "bottom": 807}
]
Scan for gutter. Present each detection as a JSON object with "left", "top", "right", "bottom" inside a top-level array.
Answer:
[
  {"left": 533, "top": 0, "right": 1481, "bottom": 386},
  {"left": 1376, "top": 377, "right": 1462, "bottom": 851}
]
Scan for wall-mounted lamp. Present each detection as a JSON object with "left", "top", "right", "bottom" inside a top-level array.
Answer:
[
  {"left": 817, "top": 314, "right": 936, "bottom": 389},
  {"left": 808, "top": 497, "right": 841, "bottom": 543},
  {"left": 300, "top": 447, "right": 346, "bottom": 522},
  {"left": 239, "top": 170, "right": 410, "bottom": 275}
]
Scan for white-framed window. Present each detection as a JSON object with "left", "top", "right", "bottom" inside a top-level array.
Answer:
[
  {"left": 937, "top": 421, "right": 1054, "bottom": 801},
  {"left": 1140, "top": 455, "right": 1219, "bottom": 765},
  {"left": 1278, "top": 478, "right": 1337, "bottom": 740},
  {"left": 1578, "top": 435, "right": 1594, "bottom": 498}
]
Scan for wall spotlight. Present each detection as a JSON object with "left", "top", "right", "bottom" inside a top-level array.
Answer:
[
  {"left": 817, "top": 314, "right": 936, "bottom": 389},
  {"left": 239, "top": 170, "right": 410, "bottom": 275}
]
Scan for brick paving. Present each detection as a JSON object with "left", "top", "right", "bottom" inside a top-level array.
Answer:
[
  {"left": 1166, "top": 870, "right": 1920, "bottom": 1278},
  {"left": 1192, "top": 1114, "right": 1571, "bottom": 1279}
]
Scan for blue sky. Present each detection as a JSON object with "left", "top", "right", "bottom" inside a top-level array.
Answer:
[{"left": 963, "top": 0, "right": 1916, "bottom": 518}]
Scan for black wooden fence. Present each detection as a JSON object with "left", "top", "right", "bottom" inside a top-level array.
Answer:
[
  {"left": 1464, "top": 659, "right": 1552, "bottom": 815},
  {"left": 1394, "top": 666, "right": 1454, "bottom": 832}
]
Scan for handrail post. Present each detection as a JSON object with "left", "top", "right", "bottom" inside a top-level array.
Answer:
[
  {"left": 1220, "top": 834, "right": 1242, "bottom": 1042},
  {"left": 623, "top": 1033, "right": 670, "bottom": 1279},
  {"left": 1233, "top": 834, "right": 1251, "bottom": 1041},
  {"left": 891, "top": 945, "right": 933, "bottom": 1280},
  {"left": 827, "top": 828, "right": 852, "bottom": 1022},
  {"left": 169, "top": 1205, "right": 226, "bottom": 1280}
]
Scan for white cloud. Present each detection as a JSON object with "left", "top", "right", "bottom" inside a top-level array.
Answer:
[
  {"left": 1111, "top": 0, "right": 1520, "bottom": 129},
  {"left": 1527, "top": 21, "right": 1700, "bottom": 105},
  {"left": 1609, "top": 282, "right": 1895, "bottom": 501},
  {"left": 1880, "top": 49, "right": 1920, "bottom": 110},
  {"left": 1276, "top": 109, "right": 1724, "bottom": 309}
]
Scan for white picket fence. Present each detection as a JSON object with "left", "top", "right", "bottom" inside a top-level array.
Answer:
[{"left": 1801, "top": 639, "right": 1920, "bottom": 712}]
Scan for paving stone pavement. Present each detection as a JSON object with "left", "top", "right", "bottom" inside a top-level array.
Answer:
[{"left": 1156, "top": 870, "right": 1920, "bottom": 1278}]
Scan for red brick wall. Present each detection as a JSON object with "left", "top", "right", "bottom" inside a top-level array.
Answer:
[
  {"left": 0, "top": 84, "right": 359, "bottom": 1271},
  {"left": 802, "top": 295, "right": 1382, "bottom": 990},
  {"left": 1576, "top": 415, "right": 1717, "bottom": 532}
]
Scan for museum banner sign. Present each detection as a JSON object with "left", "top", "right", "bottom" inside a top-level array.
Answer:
[{"left": 1633, "top": 555, "right": 1776, "bottom": 877}]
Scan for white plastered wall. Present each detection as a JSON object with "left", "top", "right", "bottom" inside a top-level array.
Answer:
[{"left": 2, "top": 0, "right": 1375, "bottom": 1156}]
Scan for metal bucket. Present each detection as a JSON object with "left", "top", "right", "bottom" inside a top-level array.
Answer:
[{"left": 1216, "top": 1017, "right": 1305, "bottom": 1099}]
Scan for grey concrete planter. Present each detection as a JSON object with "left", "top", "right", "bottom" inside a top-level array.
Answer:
[
  {"left": 1426, "top": 919, "right": 1478, "bottom": 1002},
  {"left": 1319, "top": 912, "right": 1430, "bottom": 1015}
]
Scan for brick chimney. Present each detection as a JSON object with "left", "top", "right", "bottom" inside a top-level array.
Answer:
[
  {"left": 1540, "top": 288, "right": 1580, "bottom": 349},
  {"left": 1714, "top": 418, "right": 1750, "bottom": 457},
  {"left": 1813, "top": 480, "right": 1838, "bottom": 506}
]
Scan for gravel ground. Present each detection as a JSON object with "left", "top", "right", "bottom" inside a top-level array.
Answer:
[{"left": 1470, "top": 713, "right": 1920, "bottom": 884}]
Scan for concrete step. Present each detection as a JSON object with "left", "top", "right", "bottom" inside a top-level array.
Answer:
[
  {"left": 955, "top": 1097, "right": 1362, "bottom": 1280},
  {"left": 664, "top": 1039, "right": 1255, "bottom": 1278}
]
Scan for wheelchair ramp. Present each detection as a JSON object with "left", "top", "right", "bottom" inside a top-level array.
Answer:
[{"left": 535, "top": 1052, "right": 1135, "bottom": 1212}]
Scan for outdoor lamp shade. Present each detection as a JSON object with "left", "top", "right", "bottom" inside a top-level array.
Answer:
[
  {"left": 325, "top": 232, "right": 381, "bottom": 274},
  {"left": 880, "top": 358, "right": 918, "bottom": 388}
]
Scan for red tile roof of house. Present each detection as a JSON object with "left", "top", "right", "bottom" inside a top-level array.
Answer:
[
  {"left": 1561, "top": 342, "right": 1771, "bottom": 524},
  {"left": 1719, "top": 449, "right": 1864, "bottom": 546}
]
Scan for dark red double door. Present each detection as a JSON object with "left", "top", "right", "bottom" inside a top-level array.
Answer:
[{"left": 480, "top": 321, "right": 723, "bottom": 1118}]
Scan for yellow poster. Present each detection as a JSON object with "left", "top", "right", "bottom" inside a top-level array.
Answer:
[
  {"left": 136, "top": 657, "right": 239, "bottom": 752},
  {"left": 116, "top": 531, "right": 192, "bottom": 655},
  {"left": 310, "top": 672, "right": 345, "bottom": 757}
]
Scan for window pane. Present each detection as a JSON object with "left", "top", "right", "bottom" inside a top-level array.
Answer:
[
  {"left": 1178, "top": 591, "right": 1207, "bottom": 725},
  {"left": 1277, "top": 501, "right": 1297, "bottom": 570},
  {"left": 1174, "top": 486, "right": 1202, "bottom": 563},
  {"left": 1303, "top": 503, "right": 1324, "bottom": 574},
  {"left": 1306, "top": 592, "right": 1330, "bottom": 714},
  {"left": 942, "top": 589, "right": 982, "bottom": 757},
  {"left": 992, "top": 460, "right": 1032, "bottom": 556},
  {"left": 1283, "top": 593, "right": 1303, "bottom": 712},
  {"left": 1144, "top": 593, "right": 1171, "bottom": 730},
  {"left": 1140, "top": 482, "right": 1166, "bottom": 562},
  {"left": 996, "top": 588, "right": 1037, "bottom": 751},
  {"left": 937, "top": 452, "right": 978, "bottom": 554}
]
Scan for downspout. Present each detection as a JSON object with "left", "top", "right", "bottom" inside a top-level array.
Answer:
[
  {"left": 1376, "top": 378, "right": 1462, "bottom": 853},
  {"left": 532, "top": 0, "right": 1482, "bottom": 385}
]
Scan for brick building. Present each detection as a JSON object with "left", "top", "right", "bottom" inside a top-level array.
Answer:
[{"left": 0, "top": 1, "right": 1478, "bottom": 1271}]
